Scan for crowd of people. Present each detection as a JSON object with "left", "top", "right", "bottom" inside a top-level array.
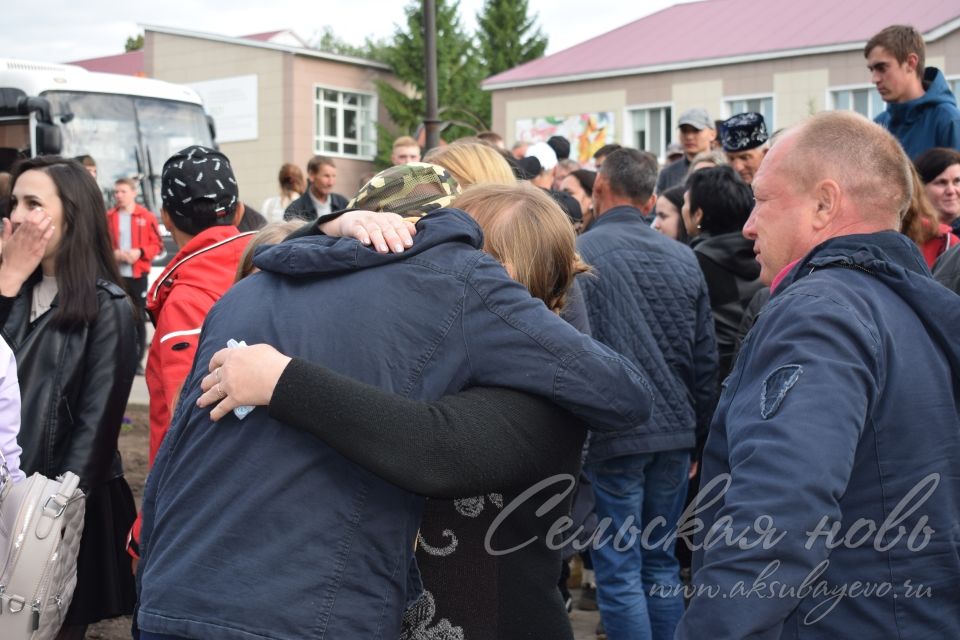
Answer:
[{"left": 0, "top": 21, "right": 956, "bottom": 640}]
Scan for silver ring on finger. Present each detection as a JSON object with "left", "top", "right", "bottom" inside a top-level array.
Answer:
[{"left": 217, "top": 383, "right": 226, "bottom": 400}]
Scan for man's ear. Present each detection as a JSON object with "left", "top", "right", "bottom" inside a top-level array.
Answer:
[
  {"left": 639, "top": 193, "right": 657, "bottom": 214},
  {"left": 812, "top": 179, "right": 841, "bottom": 230},
  {"left": 905, "top": 52, "right": 921, "bottom": 75},
  {"left": 160, "top": 208, "right": 173, "bottom": 230},
  {"left": 232, "top": 201, "right": 246, "bottom": 227},
  {"left": 593, "top": 173, "right": 605, "bottom": 199}
]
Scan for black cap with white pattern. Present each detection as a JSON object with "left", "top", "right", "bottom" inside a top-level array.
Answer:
[{"left": 161, "top": 146, "right": 239, "bottom": 226}]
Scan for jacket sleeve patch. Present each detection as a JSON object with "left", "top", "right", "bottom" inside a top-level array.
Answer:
[{"left": 760, "top": 364, "right": 802, "bottom": 419}]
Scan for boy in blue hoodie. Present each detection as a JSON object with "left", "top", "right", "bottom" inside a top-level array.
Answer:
[{"left": 866, "top": 24, "right": 960, "bottom": 158}]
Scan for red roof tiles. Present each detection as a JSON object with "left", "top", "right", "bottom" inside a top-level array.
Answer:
[{"left": 484, "top": 0, "right": 960, "bottom": 88}]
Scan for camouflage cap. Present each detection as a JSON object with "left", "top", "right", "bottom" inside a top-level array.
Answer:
[{"left": 347, "top": 162, "right": 461, "bottom": 219}]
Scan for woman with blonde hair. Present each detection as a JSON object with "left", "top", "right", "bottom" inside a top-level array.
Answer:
[
  {"left": 261, "top": 163, "right": 305, "bottom": 223},
  {"left": 458, "top": 182, "right": 589, "bottom": 311},
  {"left": 423, "top": 138, "right": 516, "bottom": 188},
  {"left": 194, "top": 178, "right": 603, "bottom": 639}
]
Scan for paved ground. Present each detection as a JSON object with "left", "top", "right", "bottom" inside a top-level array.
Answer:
[{"left": 570, "top": 590, "right": 603, "bottom": 638}]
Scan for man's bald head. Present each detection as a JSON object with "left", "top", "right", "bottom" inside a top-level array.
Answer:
[
  {"left": 746, "top": 112, "right": 912, "bottom": 284},
  {"left": 780, "top": 111, "right": 911, "bottom": 227}
]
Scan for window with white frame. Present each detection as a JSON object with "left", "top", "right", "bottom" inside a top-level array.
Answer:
[
  {"left": 314, "top": 86, "right": 376, "bottom": 159},
  {"left": 830, "top": 86, "right": 885, "bottom": 120},
  {"left": 725, "top": 96, "right": 774, "bottom": 131},
  {"left": 627, "top": 105, "right": 672, "bottom": 159}
]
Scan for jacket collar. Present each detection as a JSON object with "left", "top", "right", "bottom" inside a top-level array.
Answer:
[
  {"left": 148, "top": 226, "right": 253, "bottom": 307},
  {"left": 589, "top": 205, "right": 647, "bottom": 231},
  {"left": 253, "top": 208, "right": 484, "bottom": 278},
  {"left": 884, "top": 67, "right": 955, "bottom": 125},
  {"left": 773, "top": 231, "right": 929, "bottom": 296}
]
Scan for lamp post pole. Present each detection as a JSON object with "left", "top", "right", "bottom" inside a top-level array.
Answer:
[{"left": 423, "top": 0, "right": 441, "bottom": 153}]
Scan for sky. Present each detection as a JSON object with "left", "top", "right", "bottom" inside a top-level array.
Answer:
[{"left": 2, "top": 0, "right": 698, "bottom": 64}]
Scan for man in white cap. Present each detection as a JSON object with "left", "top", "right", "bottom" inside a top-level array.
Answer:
[
  {"left": 656, "top": 108, "right": 717, "bottom": 193},
  {"left": 524, "top": 141, "right": 559, "bottom": 190}
]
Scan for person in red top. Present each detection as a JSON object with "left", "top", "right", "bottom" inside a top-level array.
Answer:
[
  {"left": 106, "top": 178, "right": 163, "bottom": 370},
  {"left": 901, "top": 164, "right": 960, "bottom": 268},
  {"left": 145, "top": 146, "right": 253, "bottom": 468}
]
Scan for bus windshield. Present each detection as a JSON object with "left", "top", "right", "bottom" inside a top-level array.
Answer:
[{"left": 43, "top": 91, "right": 212, "bottom": 212}]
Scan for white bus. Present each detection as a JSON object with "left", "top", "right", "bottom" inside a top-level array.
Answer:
[{"left": 0, "top": 58, "right": 216, "bottom": 216}]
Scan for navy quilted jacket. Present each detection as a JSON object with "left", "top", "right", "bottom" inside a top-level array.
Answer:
[{"left": 577, "top": 206, "right": 718, "bottom": 463}]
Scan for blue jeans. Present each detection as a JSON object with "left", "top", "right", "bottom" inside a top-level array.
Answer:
[{"left": 585, "top": 450, "right": 689, "bottom": 640}]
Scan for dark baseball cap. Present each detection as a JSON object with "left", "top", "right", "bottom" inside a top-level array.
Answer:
[
  {"left": 547, "top": 135, "right": 571, "bottom": 161},
  {"left": 161, "top": 146, "right": 239, "bottom": 226}
]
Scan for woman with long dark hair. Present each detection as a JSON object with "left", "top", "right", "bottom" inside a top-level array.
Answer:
[{"left": 2, "top": 156, "right": 138, "bottom": 639}]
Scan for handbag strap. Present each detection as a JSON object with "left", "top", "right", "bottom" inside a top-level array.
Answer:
[{"left": 36, "top": 473, "right": 81, "bottom": 540}]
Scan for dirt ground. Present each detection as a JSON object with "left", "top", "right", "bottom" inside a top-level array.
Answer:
[{"left": 86, "top": 403, "right": 149, "bottom": 640}]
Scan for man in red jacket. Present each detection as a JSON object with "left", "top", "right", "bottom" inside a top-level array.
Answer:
[
  {"left": 106, "top": 178, "right": 163, "bottom": 371},
  {"left": 145, "top": 147, "right": 254, "bottom": 467}
]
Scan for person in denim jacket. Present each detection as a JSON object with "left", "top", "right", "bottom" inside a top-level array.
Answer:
[{"left": 136, "top": 166, "right": 653, "bottom": 640}]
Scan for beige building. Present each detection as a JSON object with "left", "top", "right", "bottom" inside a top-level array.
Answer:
[
  {"left": 142, "top": 26, "right": 395, "bottom": 209},
  {"left": 484, "top": 0, "right": 960, "bottom": 164}
]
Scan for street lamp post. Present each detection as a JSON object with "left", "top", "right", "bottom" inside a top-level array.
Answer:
[{"left": 423, "top": 0, "right": 441, "bottom": 153}]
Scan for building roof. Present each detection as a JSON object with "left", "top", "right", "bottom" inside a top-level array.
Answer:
[
  {"left": 143, "top": 24, "right": 390, "bottom": 71},
  {"left": 68, "top": 26, "right": 383, "bottom": 76},
  {"left": 242, "top": 30, "right": 286, "bottom": 42},
  {"left": 484, "top": 0, "right": 960, "bottom": 90},
  {"left": 241, "top": 29, "right": 309, "bottom": 48},
  {"left": 69, "top": 50, "right": 144, "bottom": 76}
]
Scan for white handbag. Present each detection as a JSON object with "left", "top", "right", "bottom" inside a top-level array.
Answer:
[{"left": 0, "top": 452, "right": 85, "bottom": 640}]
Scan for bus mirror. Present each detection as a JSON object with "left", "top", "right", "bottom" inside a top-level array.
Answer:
[
  {"left": 18, "top": 96, "right": 54, "bottom": 123},
  {"left": 35, "top": 122, "right": 62, "bottom": 155},
  {"left": 0, "top": 88, "right": 27, "bottom": 116}
]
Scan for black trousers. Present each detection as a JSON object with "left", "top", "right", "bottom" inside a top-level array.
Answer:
[{"left": 123, "top": 276, "right": 148, "bottom": 364}]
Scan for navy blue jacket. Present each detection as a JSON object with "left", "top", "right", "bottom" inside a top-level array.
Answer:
[
  {"left": 875, "top": 67, "right": 960, "bottom": 159},
  {"left": 576, "top": 206, "right": 718, "bottom": 462},
  {"left": 136, "top": 209, "right": 652, "bottom": 640},
  {"left": 679, "top": 232, "right": 960, "bottom": 639}
]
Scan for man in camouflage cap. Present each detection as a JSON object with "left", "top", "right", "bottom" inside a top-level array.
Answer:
[{"left": 347, "top": 162, "right": 461, "bottom": 222}]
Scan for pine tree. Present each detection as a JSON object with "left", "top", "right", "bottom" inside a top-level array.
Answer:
[
  {"left": 476, "top": 0, "right": 548, "bottom": 78},
  {"left": 375, "top": 0, "right": 488, "bottom": 164}
]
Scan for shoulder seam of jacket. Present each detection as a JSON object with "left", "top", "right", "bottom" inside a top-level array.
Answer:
[{"left": 149, "top": 231, "right": 257, "bottom": 304}]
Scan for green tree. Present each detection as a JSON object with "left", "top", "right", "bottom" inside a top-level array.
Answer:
[
  {"left": 375, "top": 0, "right": 488, "bottom": 164},
  {"left": 310, "top": 26, "right": 390, "bottom": 63},
  {"left": 125, "top": 34, "right": 144, "bottom": 52},
  {"left": 476, "top": 0, "right": 547, "bottom": 77}
]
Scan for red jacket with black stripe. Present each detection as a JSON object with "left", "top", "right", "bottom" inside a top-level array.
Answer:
[
  {"left": 145, "top": 225, "right": 254, "bottom": 466},
  {"left": 105, "top": 204, "right": 164, "bottom": 279}
]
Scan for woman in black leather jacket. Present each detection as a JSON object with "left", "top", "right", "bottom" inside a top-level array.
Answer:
[{"left": 2, "top": 156, "right": 139, "bottom": 639}]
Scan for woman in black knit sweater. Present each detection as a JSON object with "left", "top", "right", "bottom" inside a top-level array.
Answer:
[{"left": 197, "top": 183, "right": 595, "bottom": 640}]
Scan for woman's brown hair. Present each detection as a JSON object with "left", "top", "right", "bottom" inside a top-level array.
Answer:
[
  {"left": 235, "top": 220, "right": 306, "bottom": 282},
  {"left": 901, "top": 164, "right": 941, "bottom": 247},
  {"left": 455, "top": 182, "right": 590, "bottom": 313},
  {"left": 278, "top": 163, "right": 305, "bottom": 198}
]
